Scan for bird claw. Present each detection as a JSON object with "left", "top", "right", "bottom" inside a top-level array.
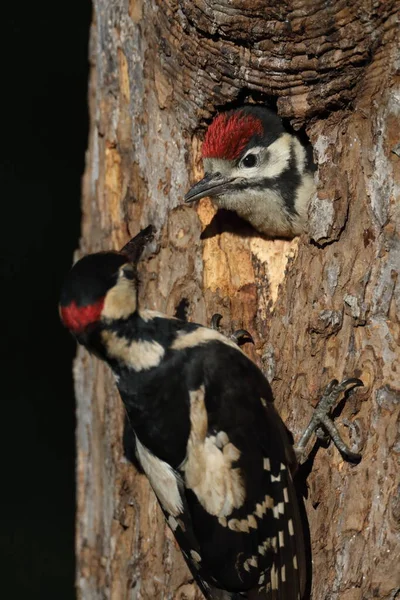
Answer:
[
  {"left": 210, "top": 314, "right": 254, "bottom": 347},
  {"left": 295, "top": 377, "right": 364, "bottom": 464},
  {"left": 231, "top": 329, "right": 254, "bottom": 346},
  {"left": 210, "top": 313, "right": 223, "bottom": 331}
]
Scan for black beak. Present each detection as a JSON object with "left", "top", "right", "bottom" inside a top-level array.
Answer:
[
  {"left": 185, "top": 172, "right": 236, "bottom": 204},
  {"left": 120, "top": 225, "right": 155, "bottom": 262}
]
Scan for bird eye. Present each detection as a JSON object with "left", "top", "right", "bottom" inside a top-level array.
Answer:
[
  {"left": 242, "top": 154, "right": 257, "bottom": 168},
  {"left": 122, "top": 265, "right": 136, "bottom": 280}
]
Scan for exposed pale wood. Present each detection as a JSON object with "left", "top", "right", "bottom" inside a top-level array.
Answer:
[{"left": 76, "top": 1, "right": 400, "bottom": 598}]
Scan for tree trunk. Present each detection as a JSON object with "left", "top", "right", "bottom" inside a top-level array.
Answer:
[{"left": 75, "top": 1, "right": 400, "bottom": 599}]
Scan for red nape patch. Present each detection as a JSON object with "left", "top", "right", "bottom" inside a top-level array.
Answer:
[
  {"left": 60, "top": 298, "right": 104, "bottom": 333},
  {"left": 202, "top": 111, "right": 264, "bottom": 161}
]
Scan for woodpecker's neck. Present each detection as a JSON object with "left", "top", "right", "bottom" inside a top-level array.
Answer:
[
  {"left": 90, "top": 310, "right": 183, "bottom": 372},
  {"left": 215, "top": 175, "right": 314, "bottom": 238}
]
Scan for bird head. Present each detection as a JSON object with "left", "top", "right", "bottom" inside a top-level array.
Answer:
[
  {"left": 185, "top": 106, "right": 315, "bottom": 237},
  {"left": 59, "top": 226, "right": 154, "bottom": 345}
]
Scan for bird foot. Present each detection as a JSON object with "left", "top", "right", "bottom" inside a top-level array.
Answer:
[
  {"left": 295, "top": 378, "right": 364, "bottom": 464},
  {"left": 210, "top": 313, "right": 254, "bottom": 347}
]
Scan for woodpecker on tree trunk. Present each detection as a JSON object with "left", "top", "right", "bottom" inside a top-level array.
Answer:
[
  {"left": 60, "top": 228, "right": 362, "bottom": 600},
  {"left": 185, "top": 106, "right": 316, "bottom": 238}
]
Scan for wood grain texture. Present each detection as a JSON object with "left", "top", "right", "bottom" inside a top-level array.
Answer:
[{"left": 75, "top": 1, "right": 400, "bottom": 598}]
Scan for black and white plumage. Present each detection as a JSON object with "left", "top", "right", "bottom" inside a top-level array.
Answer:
[
  {"left": 185, "top": 106, "right": 316, "bottom": 238},
  {"left": 59, "top": 229, "right": 306, "bottom": 600}
]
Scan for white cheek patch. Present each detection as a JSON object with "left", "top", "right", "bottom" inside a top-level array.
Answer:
[
  {"left": 102, "top": 277, "right": 137, "bottom": 320},
  {"left": 262, "top": 134, "right": 292, "bottom": 178},
  {"left": 183, "top": 386, "right": 246, "bottom": 518},
  {"left": 135, "top": 437, "right": 184, "bottom": 517},
  {"left": 102, "top": 330, "right": 165, "bottom": 371}
]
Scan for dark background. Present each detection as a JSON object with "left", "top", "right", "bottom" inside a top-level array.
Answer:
[{"left": 1, "top": 3, "right": 91, "bottom": 597}]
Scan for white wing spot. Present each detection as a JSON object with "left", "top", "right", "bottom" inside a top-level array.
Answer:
[
  {"left": 228, "top": 518, "right": 249, "bottom": 533},
  {"left": 263, "top": 458, "right": 271, "bottom": 471},
  {"left": 271, "top": 473, "right": 281, "bottom": 482},
  {"left": 281, "top": 565, "right": 286, "bottom": 582},
  {"left": 248, "top": 515, "right": 258, "bottom": 529},
  {"left": 258, "top": 537, "right": 272, "bottom": 556},
  {"left": 251, "top": 495, "right": 274, "bottom": 521},
  {"left": 293, "top": 555, "right": 298, "bottom": 570},
  {"left": 255, "top": 503, "right": 264, "bottom": 518},
  {"left": 273, "top": 505, "right": 279, "bottom": 519},
  {"left": 278, "top": 502, "right": 284, "bottom": 514},
  {"left": 190, "top": 550, "right": 202, "bottom": 563},
  {"left": 288, "top": 518, "right": 294, "bottom": 536},
  {"left": 283, "top": 487, "right": 289, "bottom": 503},
  {"left": 270, "top": 563, "right": 279, "bottom": 590},
  {"left": 244, "top": 556, "right": 258, "bottom": 572},
  {"left": 280, "top": 462, "right": 286, "bottom": 471},
  {"left": 279, "top": 530, "right": 284, "bottom": 548}
]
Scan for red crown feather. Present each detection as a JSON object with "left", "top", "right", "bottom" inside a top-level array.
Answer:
[{"left": 202, "top": 111, "right": 264, "bottom": 161}]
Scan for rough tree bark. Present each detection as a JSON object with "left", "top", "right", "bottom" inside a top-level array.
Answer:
[{"left": 75, "top": 1, "right": 400, "bottom": 599}]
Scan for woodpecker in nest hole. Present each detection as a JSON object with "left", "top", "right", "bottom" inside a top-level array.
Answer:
[
  {"left": 60, "top": 227, "right": 362, "bottom": 600},
  {"left": 185, "top": 106, "right": 316, "bottom": 238}
]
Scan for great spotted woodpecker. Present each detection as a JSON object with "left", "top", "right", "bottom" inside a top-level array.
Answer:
[
  {"left": 185, "top": 106, "right": 316, "bottom": 238},
  {"left": 60, "top": 227, "right": 362, "bottom": 600}
]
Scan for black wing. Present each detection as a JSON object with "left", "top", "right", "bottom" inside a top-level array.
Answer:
[{"left": 176, "top": 341, "right": 307, "bottom": 600}]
